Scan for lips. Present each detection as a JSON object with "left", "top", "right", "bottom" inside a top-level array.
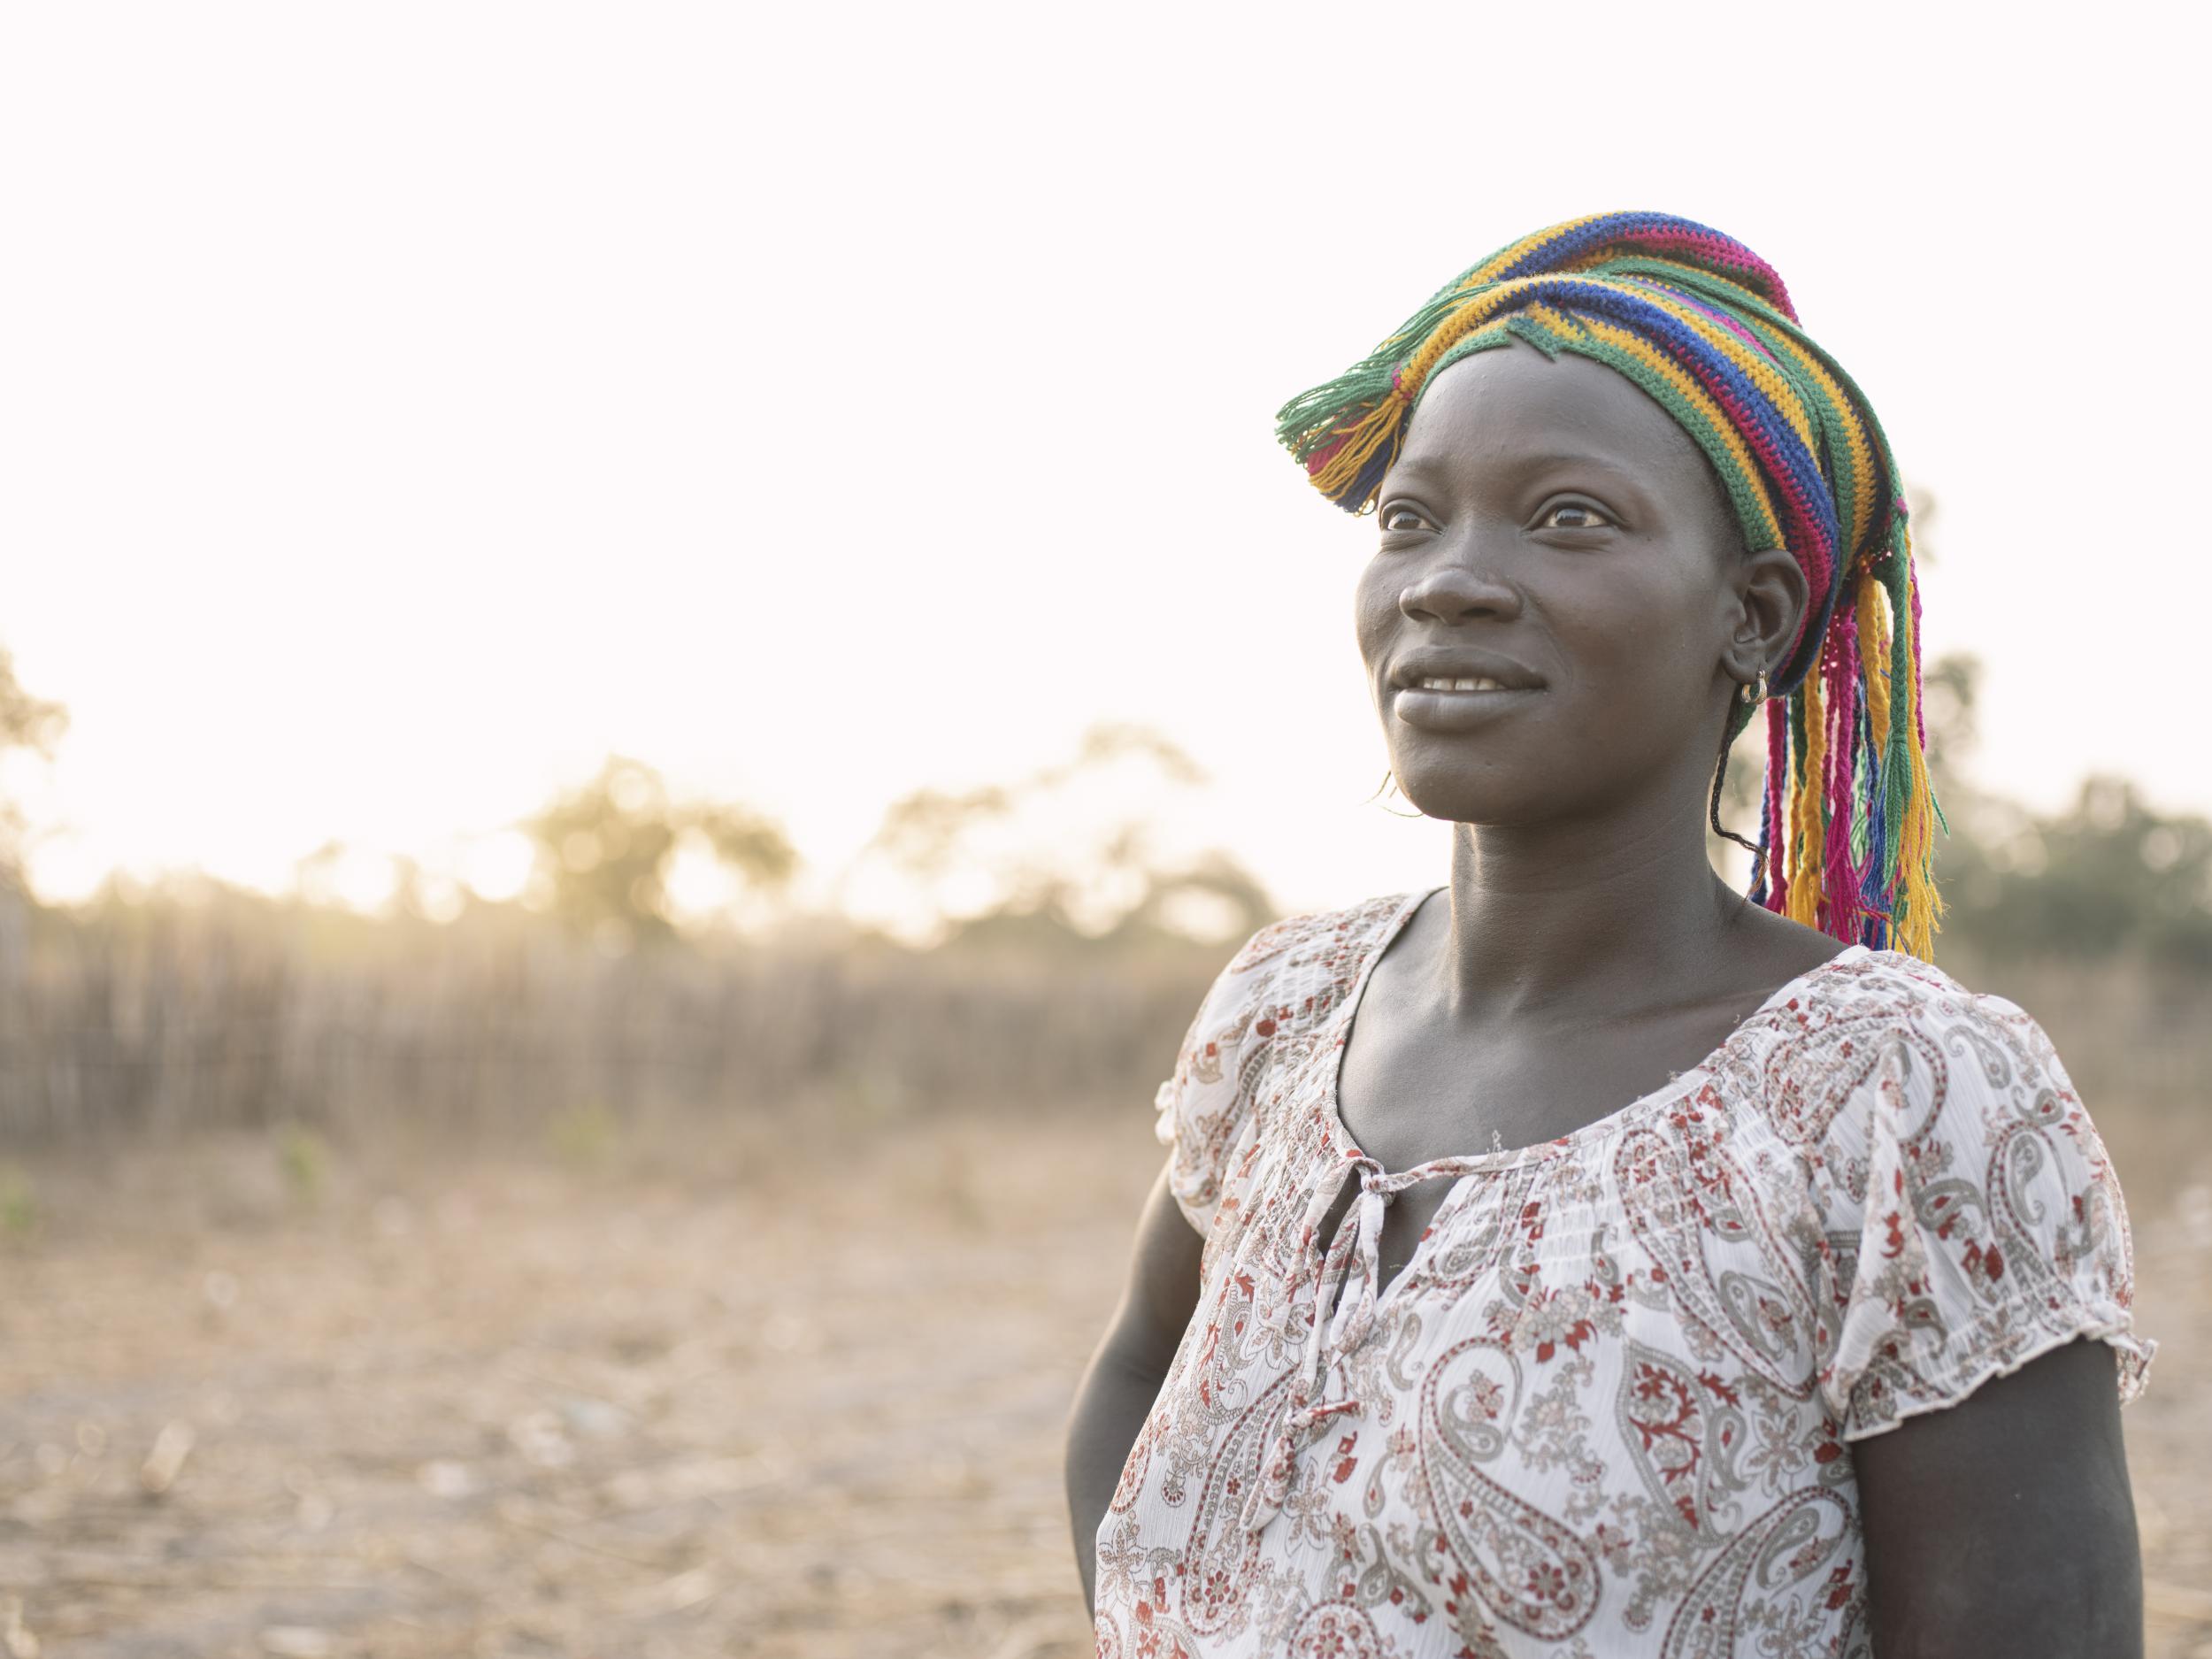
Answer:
[
  {"left": 1386, "top": 649, "right": 1545, "bottom": 734},
  {"left": 1409, "top": 673, "right": 1511, "bottom": 692},
  {"left": 1388, "top": 649, "right": 1546, "bottom": 695}
]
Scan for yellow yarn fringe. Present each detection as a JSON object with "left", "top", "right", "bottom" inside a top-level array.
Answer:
[
  {"left": 1886, "top": 534, "right": 1945, "bottom": 959},
  {"left": 1855, "top": 571, "right": 1891, "bottom": 752},
  {"left": 1786, "top": 665, "right": 1827, "bottom": 931}
]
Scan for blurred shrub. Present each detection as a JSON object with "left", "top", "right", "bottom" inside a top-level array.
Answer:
[
  {"left": 549, "top": 1100, "right": 622, "bottom": 1170},
  {"left": 277, "top": 1123, "right": 329, "bottom": 1207},
  {"left": 0, "top": 1165, "right": 35, "bottom": 1237},
  {"left": 522, "top": 757, "right": 796, "bottom": 952},
  {"left": 1926, "top": 657, "right": 2212, "bottom": 970}
]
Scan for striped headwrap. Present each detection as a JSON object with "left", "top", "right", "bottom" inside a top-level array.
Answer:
[{"left": 1279, "top": 211, "right": 1941, "bottom": 959}]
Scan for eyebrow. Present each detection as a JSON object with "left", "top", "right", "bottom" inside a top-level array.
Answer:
[
  {"left": 1387, "top": 448, "right": 1642, "bottom": 480},
  {"left": 1389, "top": 449, "right": 1637, "bottom": 473}
]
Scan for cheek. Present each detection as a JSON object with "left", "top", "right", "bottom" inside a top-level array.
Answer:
[
  {"left": 1545, "top": 565, "right": 1716, "bottom": 698},
  {"left": 1353, "top": 565, "right": 1396, "bottom": 668}
]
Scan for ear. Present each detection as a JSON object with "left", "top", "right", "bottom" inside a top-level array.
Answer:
[{"left": 1725, "top": 547, "right": 1809, "bottom": 688}]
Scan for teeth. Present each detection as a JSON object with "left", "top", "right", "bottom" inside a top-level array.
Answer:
[{"left": 1416, "top": 676, "right": 1507, "bottom": 692}]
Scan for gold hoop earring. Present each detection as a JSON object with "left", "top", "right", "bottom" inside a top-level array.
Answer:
[{"left": 1739, "top": 667, "right": 1770, "bottom": 706}]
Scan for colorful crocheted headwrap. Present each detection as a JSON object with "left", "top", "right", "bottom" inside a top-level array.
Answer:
[{"left": 1278, "top": 211, "right": 1941, "bottom": 958}]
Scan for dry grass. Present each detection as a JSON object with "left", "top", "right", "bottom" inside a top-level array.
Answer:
[
  {"left": 0, "top": 902, "right": 1217, "bottom": 1141},
  {"left": 0, "top": 1110, "right": 2207, "bottom": 1659},
  {"left": 10, "top": 896, "right": 2211, "bottom": 1189}
]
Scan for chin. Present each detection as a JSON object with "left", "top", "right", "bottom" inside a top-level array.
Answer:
[
  {"left": 1383, "top": 723, "right": 1548, "bottom": 825},
  {"left": 1387, "top": 763, "right": 1528, "bottom": 827}
]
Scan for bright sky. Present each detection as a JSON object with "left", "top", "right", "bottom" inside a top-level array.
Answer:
[{"left": 3, "top": 4, "right": 2204, "bottom": 920}]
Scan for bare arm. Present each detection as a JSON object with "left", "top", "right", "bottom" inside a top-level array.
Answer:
[
  {"left": 1855, "top": 1339, "right": 2142, "bottom": 1657},
  {"left": 1064, "top": 1161, "right": 1204, "bottom": 1617}
]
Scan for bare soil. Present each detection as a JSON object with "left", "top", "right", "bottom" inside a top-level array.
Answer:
[{"left": 0, "top": 1116, "right": 2206, "bottom": 1657}]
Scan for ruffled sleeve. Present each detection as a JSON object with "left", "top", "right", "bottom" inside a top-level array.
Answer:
[
  {"left": 1152, "top": 918, "right": 1299, "bottom": 1238},
  {"left": 1816, "top": 976, "right": 2155, "bottom": 1440}
]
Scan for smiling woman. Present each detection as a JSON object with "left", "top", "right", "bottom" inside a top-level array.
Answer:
[
  {"left": 1066, "top": 213, "right": 2154, "bottom": 1659},
  {"left": 1357, "top": 348, "right": 1776, "bottom": 837}
]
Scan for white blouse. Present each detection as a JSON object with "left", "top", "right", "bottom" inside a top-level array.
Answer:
[{"left": 1092, "top": 891, "right": 2153, "bottom": 1659}]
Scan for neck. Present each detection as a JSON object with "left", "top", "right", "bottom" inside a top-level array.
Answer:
[{"left": 1432, "top": 772, "right": 1741, "bottom": 1018}]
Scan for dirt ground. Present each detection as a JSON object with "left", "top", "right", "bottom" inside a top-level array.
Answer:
[{"left": 0, "top": 1114, "right": 2207, "bottom": 1658}]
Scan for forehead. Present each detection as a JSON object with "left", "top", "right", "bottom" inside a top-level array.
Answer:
[{"left": 1384, "top": 342, "right": 1714, "bottom": 495}]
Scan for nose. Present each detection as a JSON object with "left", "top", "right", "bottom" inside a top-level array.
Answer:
[{"left": 1398, "top": 549, "right": 1522, "bottom": 626}]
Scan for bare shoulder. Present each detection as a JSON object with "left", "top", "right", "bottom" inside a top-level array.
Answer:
[{"left": 1720, "top": 902, "right": 1855, "bottom": 998}]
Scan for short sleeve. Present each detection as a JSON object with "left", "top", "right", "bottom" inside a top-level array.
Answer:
[
  {"left": 1152, "top": 919, "right": 1295, "bottom": 1238},
  {"left": 1817, "top": 983, "right": 2155, "bottom": 1439}
]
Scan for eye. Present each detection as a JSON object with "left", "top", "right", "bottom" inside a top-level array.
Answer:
[
  {"left": 1379, "top": 504, "right": 1433, "bottom": 534},
  {"left": 1539, "top": 500, "right": 1613, "bottom": 531}
]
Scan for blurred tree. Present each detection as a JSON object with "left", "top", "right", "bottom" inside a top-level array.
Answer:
[
  {"left": 0, "top": 649, "right": 67, "bottom": 757},
  {"left": 0, "top": 646, "right": 66, "bottom": 980},
  {"left": 1926, "top": 657, "right": 2212, "bottom": 967},
  {"left": 1105, "top": 847, "right": 1276, "bottom": 953},
  {"left": 0, "top": 646, "right": 67, "bottom": 877},
  {"left": 1920, "top": 651, "right": 1978, "bottom": 793},
  {"left": 864, "top": 725, "right": 1274, "bottom": 952},
  {"left": 521, "top": 757, "right": 797, "bottom": 951},
  {"left": 870, "top": 783, "right": 1014, "bottom": 885}
]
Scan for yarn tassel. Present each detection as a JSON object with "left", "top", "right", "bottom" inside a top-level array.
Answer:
[
  {"left": 1853, "top": 557, "right": 1895, "bottom": 945},
  {"left": 1301, "top": 399, "right": 1407, "bottom": 506},
  {"left": 1878, "top": 517, "right": 1944, "bottom": 957},
  {"left": 1819, "top": 609, "right": 1863, "bottom": 938},
  {"left": 1275, "top": 279, "right": 1516, "bottom": 505},
  {"left": 1856, "top": 569, "right": 1893, "bottom": 784},
  {"left": 1852, "top": 695, "right": 1886, "bottom": 947},
  {"left": 1758, "top": 697, "right": 1790, "bottom": 914},
  {"left": 1786, "top": 670, "right": 1826, "bottom": 930}
]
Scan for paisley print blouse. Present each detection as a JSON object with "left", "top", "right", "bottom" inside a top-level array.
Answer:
[{"left": 1092, "top": 891, "right": 2154, "bottom": 1659}]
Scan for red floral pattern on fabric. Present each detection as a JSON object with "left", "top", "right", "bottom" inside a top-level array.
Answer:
[{"left": 1096, "top": 894, "right": 2153, "bottom": 1658}]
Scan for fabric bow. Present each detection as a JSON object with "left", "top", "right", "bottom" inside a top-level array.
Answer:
[{"left": 1240, "top": 1151, "right": 1473, "bottom": 1532}]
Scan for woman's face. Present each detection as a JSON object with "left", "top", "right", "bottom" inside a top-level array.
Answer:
[{"left": 1356, "top": 343, "right": 1786, "bottom": 829}]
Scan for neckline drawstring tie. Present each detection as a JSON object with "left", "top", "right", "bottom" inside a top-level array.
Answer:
[{"left": 1240, "top": 1152, "right": 1478, "bottom": 1532}]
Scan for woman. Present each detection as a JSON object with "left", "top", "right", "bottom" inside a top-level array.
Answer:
[{"left": 1064, "top": 214, "right": 2154, "bottom": 1658}]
